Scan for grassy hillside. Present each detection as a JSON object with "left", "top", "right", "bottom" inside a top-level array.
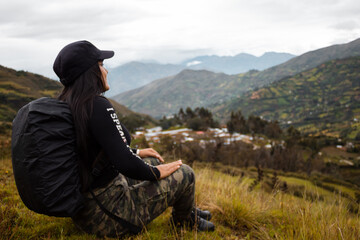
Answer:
[
  {"left": 1, "top": 158, "right": 359, "bottom": 239},
  {"left": 214, "top": 57, "right": 360, "bottom": 138},
  {"left": 0, "top": 65, "right": 156, "bottom": 133},
  {"left": 0, "top": 65, "right": 62, "bottom": 122}
]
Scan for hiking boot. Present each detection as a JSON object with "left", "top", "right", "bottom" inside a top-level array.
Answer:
[
  {"left": 192, "top": 214, "right": 215, "bottom": 232},
  {"left": 195, "top": 207, "right": 212, "bottom": 220},
  {"left": 171, "top": 212, "right": 215, "bottom": 232}
]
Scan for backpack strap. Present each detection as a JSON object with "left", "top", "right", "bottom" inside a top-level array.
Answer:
[{"left": 89, "top": 190, "right": 142, "bottom": 234}]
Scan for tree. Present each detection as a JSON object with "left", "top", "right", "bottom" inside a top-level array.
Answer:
[
  {"left": 185, "top": 107, "right": 195, "bottom": 119},
  {"left": 227, "top": 110, "right": 248, "bottom": 134},
  {"left": 264, "top": 121, "right": 282, "bottom": 139},
  {"left": 187, "top": 117, "right": 204, "bottom": 131},
  {"left": 355, "top": 131, "right": 360, "bottom": 141},
  {"left": 285, "top": 125, "right": 301, "bottom": 148},
  {"left": 247, "top": 115, "right": 267, "bottom": 134},
  {"left": 178, "top": 108, "right": 185, "bottom": 121}
]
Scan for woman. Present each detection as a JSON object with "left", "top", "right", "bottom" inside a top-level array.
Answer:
[{"left": 53, "top": 40, "right": 215, "bottom": 238}]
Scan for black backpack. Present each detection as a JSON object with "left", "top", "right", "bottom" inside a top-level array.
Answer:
[
  {"left": 11, "top": 97, "right": 142, "bottom": 233},
  {"left": 11, "top": 97, "right": 84, "bottom": 217}
]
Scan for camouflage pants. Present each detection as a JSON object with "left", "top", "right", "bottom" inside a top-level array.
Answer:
[{"left": 72, "top": 157, "right": 195, "bottom": 238}]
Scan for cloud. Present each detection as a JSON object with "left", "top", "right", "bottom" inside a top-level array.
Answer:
[
  {"left": 0, "top": 1, "right": 146, "bottom": 40},
  {"left": 331, "top": 21, "right": 360, "bottom": 31},
  {"left": 0, "top": 0, "right": 359, "bottom": 78}
]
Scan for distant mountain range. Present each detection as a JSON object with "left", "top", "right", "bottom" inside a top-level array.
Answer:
[
  {"left": 112, "top": 38, "right": 360, "bottom": 119},
  {"left": 106, "top": 52, "right": 295, "bottom": 96},
  {"left": 181, "top": 52, "right": 295, "bottom": 74},
  {"left": 213, "top": 57, "right": 360, "bottom": 138}
]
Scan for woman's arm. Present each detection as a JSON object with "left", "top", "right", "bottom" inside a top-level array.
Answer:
[
  {"left": 90, "top": 97, "right": 160, "bottom": 180},
  {"left": 90, "top": 97, "right": 181, "bottom": 180}
]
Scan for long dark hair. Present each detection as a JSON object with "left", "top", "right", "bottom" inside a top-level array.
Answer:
[{"left": 58, "top": 63, "right": 105, "bottom": 191}]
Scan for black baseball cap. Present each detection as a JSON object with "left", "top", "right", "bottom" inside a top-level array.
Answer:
[{"left": 53, "top": 40, "right": 114, "bottom": 86}]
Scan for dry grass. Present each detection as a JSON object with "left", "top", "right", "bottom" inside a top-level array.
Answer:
[{"left": 1, "top": 159, "right": 359, "bottom": 239}]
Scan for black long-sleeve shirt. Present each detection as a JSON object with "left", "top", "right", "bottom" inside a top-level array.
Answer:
[{"left": 88, "top": 96, "right": 160, "bottom": 188}]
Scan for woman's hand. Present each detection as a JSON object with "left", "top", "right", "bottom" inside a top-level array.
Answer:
[
  {"left": 138, "top": 148, "right": 164, "bottom": 163},
  {"left": 156, "top": 160, "right": 182, "bottom": 179}
]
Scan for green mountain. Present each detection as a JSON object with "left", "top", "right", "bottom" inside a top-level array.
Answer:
[
  {"left": 113, "top": 69, "right": 238, "bottom": 118},
  {"left": 106, "top": 52, "right": 295, "bottom": 97},
  {"left": 113, "top": 38, "right": 360, "bottom": 118},
  {"left": 0, "top": 65, "right": 155, "bottom": 132},
  {"left": 244, "top": 38, "right": 360, "bottom": 87},
  {"left": 214, "top": 57, "right": 360, "bottom": 138}
]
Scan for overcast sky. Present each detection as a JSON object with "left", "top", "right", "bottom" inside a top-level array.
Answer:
[{"left": 0, "top": 0, "right": 359, "bottom": 79}]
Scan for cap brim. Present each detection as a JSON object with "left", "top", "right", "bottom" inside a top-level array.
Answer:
[{"left": 99, "top": 50, "right": 114, "bottom": 60}]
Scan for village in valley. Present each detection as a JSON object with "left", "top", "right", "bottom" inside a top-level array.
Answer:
[
  {"left": 135, "top": 126, "right": 275, "bottom": 149},
  {"left": 132, "top": 124, "right": 359, "bottom": 169}
]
